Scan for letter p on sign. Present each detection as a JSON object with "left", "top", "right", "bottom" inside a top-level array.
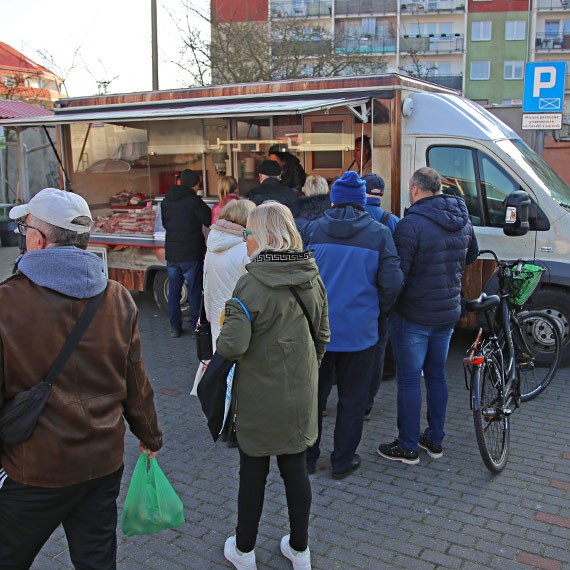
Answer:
[
  {"left": 533, "top": 66, "right": 556, "bottom": 97},
  {"left": 523, "top": 62, "right": 566, "bottom": 113}
]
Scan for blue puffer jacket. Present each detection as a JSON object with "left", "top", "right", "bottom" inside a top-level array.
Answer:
[
  {"left": 301, "top": 206, "right": 403, "bottom": 352},
  {"left": 394, "top": 194, "right": 478, "bottom": 326}
]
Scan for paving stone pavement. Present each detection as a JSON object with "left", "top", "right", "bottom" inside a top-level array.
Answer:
[{"left": 15, "top": 290, "right": 570, "bottom": 570}]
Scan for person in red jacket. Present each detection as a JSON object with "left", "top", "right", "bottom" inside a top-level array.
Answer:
[{"left": 211, "top": 175, "right": 240, "bottom": 225}]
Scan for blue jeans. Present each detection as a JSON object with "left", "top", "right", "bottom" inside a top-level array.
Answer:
[
  {"left": 166, "top": 260, "right": 203, "bottom": 331},
  {"left": 390, "top": 313, "right": 454, "bottom": 452},
  {"left": 306, "top": 346, "right": 375, "bottom": 473}
]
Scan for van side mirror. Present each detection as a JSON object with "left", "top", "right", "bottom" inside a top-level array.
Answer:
[{"left": 503, "top": 191, "right": 531, "bottom": 237}]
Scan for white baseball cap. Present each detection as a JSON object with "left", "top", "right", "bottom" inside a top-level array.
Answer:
[{"left": 9, "top": 188, "right": 93, "bottom": 233}]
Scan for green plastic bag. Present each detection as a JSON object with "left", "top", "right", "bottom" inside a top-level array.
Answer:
[{"left": 121, "top": 453, "right": 185, "bottom": 537}]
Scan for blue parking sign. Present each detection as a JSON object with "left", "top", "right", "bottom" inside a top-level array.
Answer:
[{"left": 523, "top": 62, "right": 566, "bottom": 112}]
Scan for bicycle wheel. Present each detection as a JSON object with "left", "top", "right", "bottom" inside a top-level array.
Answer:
[
  {"left": 512, "top": 311, "right": 562, "bottom": 402},
  {"left": 473, "top": 355, "right": 510, "bottom": 473}
]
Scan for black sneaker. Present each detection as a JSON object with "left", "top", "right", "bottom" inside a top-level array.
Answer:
[
  {"left": 418, "top": 433, "right": 443, "bottom": 459},
  {"left": 377, "top": 439, "right": 419, "bottom": 465},
  {"left": 332, "top": 454, "right": 361, "bottom": 480},
  {"left": 170, "top": 328, "right": 181, "bottom": 338}
]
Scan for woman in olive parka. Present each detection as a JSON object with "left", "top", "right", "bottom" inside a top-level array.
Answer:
[{"left": 218, "top": 201, "right": 329, "bottom": 570}]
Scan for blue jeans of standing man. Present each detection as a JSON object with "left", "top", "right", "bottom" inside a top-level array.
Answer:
[
  {"left": 366, "top": 314, "right": 390, "bottom": 412},
  {"left": 390, "top": 313, "right": 454, "bottom": 452},
  {"left": 166, "top": 260, "right": 203, "bottom": 332},
  {"left": 306, "top": 345, "right": 375, "bottom": 473}
]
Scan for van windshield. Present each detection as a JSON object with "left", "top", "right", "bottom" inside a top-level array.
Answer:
[{"left": 498, "top": 139, "right": 570, "bottom": 211}]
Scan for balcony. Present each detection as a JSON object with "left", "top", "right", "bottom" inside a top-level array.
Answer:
[
  {"left": 334, "top": 0, "right": 397, "bottom": 15},
  {"left": 271, "top": 1, "right": 332, "bottom": 18},
  {"left": 335, "top": 36, "right": 397, "bottom": 53},
  {"left": 400, "top": 0, "right": 465, "bottom": 14},
  {"left": 272, "top": 38, "right": 332, "bottom": 56},
  {"left": 425, "top": 73, "right": 462, "bottom": 90},
  {"left": 537, "top": 0, "right": 570, "bottom": 10},
  {"left": 400, "top": 34, "right": 464, "bottom": 53},
  {"left": 535, "top": 33, "right": 570, "bottom": 50}
]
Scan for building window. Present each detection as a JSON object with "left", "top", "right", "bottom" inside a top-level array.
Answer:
[
  {"left": 504, "top": 60, "right": 524, "bottom": 80},
  {"left": 361, "top": 18, "right": 376, "bottom": 37},
  {"left": 472, "top": 21, "right": 492, "bottom": 42},
  {"left": 2, "top": 75, "right": 17, "bottom": 87},
  {"left": 505, "top": 21, "right": 525, "bottom": 41},
  {"left": 471, "top": 61, "right": 490, "bottom": 80}
]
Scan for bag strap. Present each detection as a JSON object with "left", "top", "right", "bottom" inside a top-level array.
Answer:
[
  {"left": 381, "top": 210, "right": 391, "bottom": 226},
  {"left": 230, "top": 297, "right": 252, "bottom": 323},
  {"left": 289, "top": 287, "right": 316, "bottom": 343},
  {"left": 44, "top": 291, "right": 105, "bottom": 387}
]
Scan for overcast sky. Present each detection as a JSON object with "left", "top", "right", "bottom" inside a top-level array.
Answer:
[{"left": 3, "top": 0, "right": 208, "bottom": 97}]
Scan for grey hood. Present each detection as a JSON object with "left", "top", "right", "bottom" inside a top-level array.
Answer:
[{"left": 18, "top": 246, "right": 107, "bottom": 298}]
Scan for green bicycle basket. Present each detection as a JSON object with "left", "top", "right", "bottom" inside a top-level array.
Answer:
[{"left": 504, "top": 263, "right": 545, "bottom": 306}]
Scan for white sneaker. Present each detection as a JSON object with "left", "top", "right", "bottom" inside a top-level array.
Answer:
[
  {"left": 280, "top": 534, "right": 311, "bottom": 570},
  {"left": 224, "top": 536, "right": 257, "bottom": 569}
]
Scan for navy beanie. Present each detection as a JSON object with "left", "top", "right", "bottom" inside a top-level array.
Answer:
[
  {"left": 331, "top": 171, "right": 367, "bottom": 207},
  {"left": 362, "top": 173, "right": 385, "bottom": 196}
]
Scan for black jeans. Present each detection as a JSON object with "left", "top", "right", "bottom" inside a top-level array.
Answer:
[
  {"left": 236, "top": 449, "right": 311, "bottom": 554},
  {"left": 0, "top": 466, "right": 123, "bottom": 570},
  {"left": 306, "top": 345, "right": 376, "bottom": 472},
  {"left": 366, "top": 315, "right": 390, "bottom": 411}
]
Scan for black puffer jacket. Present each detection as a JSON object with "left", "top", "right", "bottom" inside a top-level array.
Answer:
[
  {"left": 394, "top": 194, "right": 478, "bottom": 326},
  {"left": 161, "top": 185, "right": 212, "bottom": 262},
  {"left": 291, "top": 194, "right": 331, "bottom": 229},
  {"left": 245, "top": 178, "right": 298, "bottom": 208},
  {"left": 280, "top": 154, "right": 306, "bottom": 191}
]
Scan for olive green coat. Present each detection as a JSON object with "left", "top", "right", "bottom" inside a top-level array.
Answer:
[{"left": 216, "top": 251, "right": 329, "bottom": 457}]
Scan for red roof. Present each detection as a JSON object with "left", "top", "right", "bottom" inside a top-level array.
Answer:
[
  {"left": 0, "top": 42, "right": 53, "bottom": 76},
  {"left": 0, "top": 100, "right": 54, "bottom": 118}
]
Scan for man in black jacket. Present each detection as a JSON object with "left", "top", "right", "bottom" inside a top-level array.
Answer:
[
  {"left": 161, "top": 169, "right": 211, "bottom": 337},
  {"left": 245, "top": 160, "right": 297, "bottom": 208}
]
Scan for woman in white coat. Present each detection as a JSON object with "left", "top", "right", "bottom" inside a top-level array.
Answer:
[{"left": 204, "top": 199, "right": 256, "bottom": 345}]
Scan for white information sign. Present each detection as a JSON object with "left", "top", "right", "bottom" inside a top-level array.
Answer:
[{"left": 522, "top": 113, "right": 562, "bottom": 130}]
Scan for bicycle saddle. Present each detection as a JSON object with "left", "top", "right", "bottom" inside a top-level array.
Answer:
[{"left": 466, "top": 293, "right": 500, "bottom": 313}]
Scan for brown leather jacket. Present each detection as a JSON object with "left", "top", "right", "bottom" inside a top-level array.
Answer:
[{"left": 0, "top": 274, "right": 162, "bottom": 487}]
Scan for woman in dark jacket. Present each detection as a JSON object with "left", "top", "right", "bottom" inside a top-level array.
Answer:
[
  {"left": 269, "top": 146, "right": 307, "bottom": 191},
  {"left": 217, "top": 201, "right": 330, "bottom": 570},
  {"left": 290, "top": 175, "right": 331, "bottom": 230}
]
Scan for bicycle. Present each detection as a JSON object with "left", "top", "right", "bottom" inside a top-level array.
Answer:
[{"left": 463, "top": 249, "right": 562, "bottom": 473}]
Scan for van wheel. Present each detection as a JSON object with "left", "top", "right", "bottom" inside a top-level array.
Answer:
[
  {"left": 152, "top": 270, "right": 190, "bottom": 322},
  {"left": 526, "top": 287, "right": 570, "bottom": 366}
]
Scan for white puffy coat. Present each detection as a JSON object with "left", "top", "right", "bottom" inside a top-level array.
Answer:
[{"left": 203, "top": 220, "right": 249, "bottom": 345}]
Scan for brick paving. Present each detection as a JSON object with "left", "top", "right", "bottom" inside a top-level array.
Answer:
[{"left": 1, "top": 282, "right": 566, "bottom": 570}]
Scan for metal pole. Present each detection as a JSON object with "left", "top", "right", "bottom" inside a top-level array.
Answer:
[{"left": 151, "top": 0, "right": 159, "bottom": 90}]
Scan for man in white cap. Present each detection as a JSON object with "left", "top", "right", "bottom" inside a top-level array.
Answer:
[{"left": 0, "top": 188, "right": 162, "bottom": 569}]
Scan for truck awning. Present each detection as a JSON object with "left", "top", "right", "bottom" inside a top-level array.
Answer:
[{"left": 0, "top": 97, "right": 370, "bottom": 127}]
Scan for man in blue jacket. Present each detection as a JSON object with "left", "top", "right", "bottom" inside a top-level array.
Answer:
[
  {"left": 362, "top": 173, "right": 399, "bottom": 234},
  {"left": 377, "top": 167, "right": 478, "bottom": 465},
  {"left": 301, "top": 171, "right": 403, "bottom": 479}
]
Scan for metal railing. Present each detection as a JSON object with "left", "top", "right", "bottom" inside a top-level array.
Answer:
[
  {"left": 400, "top": 34, "right": 464, "bottom": 53},
  {"left": 271, "top": 38, "right": 332, "bottom": 56},
  {"left": 424, "top": 73, "right": 462, "bottom": 90},
  {"left": 400, "top": 0, "right": 465, "bottom": 14},
  {"left": 271, "top": 0, "right": 332, "bottom": 18},
  {"left": 334, "top": 0, "right": 397, "bottom": 15},
  {"left": 535, "top": 33, "right": 570, "bottom": 50},
  {"left": 536, "top": 0, "right": 570, "bottom": 10},
  {"left": 335, "top": 37, "right": 397, "bottom": 53}
]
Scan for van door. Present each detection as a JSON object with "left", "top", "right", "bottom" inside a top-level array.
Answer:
[{"left": 414, "top": 138, "right": 538, "bottom": 260}]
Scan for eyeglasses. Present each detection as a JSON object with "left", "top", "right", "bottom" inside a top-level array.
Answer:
[
  {"left": 17, "top": 220, "right": 46, "bottom": 239},
  {"left": 243, "top": 229, "right": 254, "bottom": 241}
]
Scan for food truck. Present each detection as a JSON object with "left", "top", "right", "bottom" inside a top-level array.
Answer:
[{"left": 2, "top": 74, "right": 570, "bottom": 361}]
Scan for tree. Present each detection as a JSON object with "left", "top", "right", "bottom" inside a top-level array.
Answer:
[{"left": 169, "top": 1, "right": 387, "bottom": 87}]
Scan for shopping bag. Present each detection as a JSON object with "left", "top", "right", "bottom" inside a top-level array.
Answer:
[
  {"left": 197, "top": 351, "right": 234, "bottom": 441},
  {"left": 190, "top": 360, "right": 209, "bottom": 397},
  {"left": 121, "top": 453, "right": 185, "bottom": 537}
]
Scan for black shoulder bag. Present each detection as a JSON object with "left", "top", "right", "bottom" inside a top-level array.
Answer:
[
  {"left": 196, "top": 293, "right": 213, "bottom": 362},
  {"left": 289, "top": 287, "right": 316, "bottom": 343},
  {"left": 0, "top": 291, "right": 105, "bottom": 445}
]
